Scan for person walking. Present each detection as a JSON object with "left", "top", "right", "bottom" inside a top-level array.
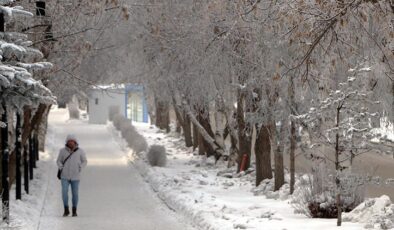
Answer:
[{"left": 57, "top": 134, "right": 87, "bottom": 217}]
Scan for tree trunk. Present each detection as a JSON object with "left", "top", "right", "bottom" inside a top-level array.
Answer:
[
  {"left": 289, "top": 76, "right": 296, "bottom": 194},
  {"left": 172, "top": 99, "right": 193, "bottom": 147},
  {"left": 214, "top": 98, "right": 225, "bottom": 155},
  {"left": 335, "top": 106, "right": 342, "bottom": 226},
  {"left": 24, "top": 106, "right": 44, "bottom": 174},
  {"left": 274, "top": 142, "right": 285, "bottom": 191},
  {"left": 21, "top": 104, "right": 47, "bottom": 146},
  {"left": 198, "top": 132, "right": 205, "bottom": 155},
  {"left": 173, "top": 103, "right": 182, "bottom": 134},
  {"left": 148, "top": 109, "right": 155, "bottom": 126},
  {"left": 197, "top": 110, "right": 209, "bottom": 155},
  {"left": 223, "top": 120, "right": 239, "bottom": 168},
  {"left": 223, "top": 124, "right": 229, "bottom": 140},
  {"left": 193, "top": 123, "right": 198, "bottom": 150},
  {"left": 155, "top": 100, "right": 170, "bottom": 132},
  {"left": 34, "top": 133, "right": 39, "bottom": 162},
  {"left": 183, "top": 112, "right": 193, "bottom": 147},
  {"left": 29, "top": 136, "right": 34, "bottom": 179},
  {"left": 290, "top": 120, "right": 296, "bottom": 194},
  {"left": 198, "top": 109, "right": 216, "bottom": 158},
  {"left": 15, "top": 112, "right": 22, "bottom": 200},
  {"left": 23, "top": 144, "right": 29, "bottom": 194},
  {"left": 196, "top": 110, "right": 205, "bottom": 155},
  {"left": 38, "top": 106, "right": 51, "bottom": 151},
  {"left": 226, "top": 130, "right": 238, "bottom": 168},
  {"left": 8, "top": 109, "right": 15, "bottom": 191},
  {"left": 1, "top": 103, "right": 10, "bottom": 223},
  {"left": 255, "top": 125, "right": 272, "bottom": 186},
  {"left": 176, "top": 119, "right": 181, "bottom": 133},
  {"left": 173, "top": 87, "right": 224, "bottom": 159},
  {"left": 185, "top": 105, "right": 224, "bottom": 160},
  {"left": 22, "top": 107, "right": 31, "bottom": 190},
  {"left": 236, "top": 92, "right": 251, "bottom": 172},
  {"left": 336, "top": 191, "right": 342, "bottom": 226},
  {"left": 270, "top": 120, "right": 285, "bottom": 191},
  {"left": 155, "top": 100, "right": 162, "bottom": 128},
  {"left": 0, "top": 115, "right": 2, "bottom": 191}
]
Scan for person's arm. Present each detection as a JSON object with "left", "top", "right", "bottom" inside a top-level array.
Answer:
[
  {"left": 80, "top": 149, "right": 87, "bottom": 168},
  {"left": 56, "top": 149, "right": 64, "bottom": 169}
]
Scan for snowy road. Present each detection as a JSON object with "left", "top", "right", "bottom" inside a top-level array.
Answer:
[{"left": 38, "top": 109, "right": 194, "bottom": 230}]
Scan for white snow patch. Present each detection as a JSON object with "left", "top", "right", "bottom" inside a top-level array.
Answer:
[
  {"left": 343, "top": 195, "right": 394, "bottom": 229},
  {"left": 110, "top": 122, "right": 365, "bottom": 230}
]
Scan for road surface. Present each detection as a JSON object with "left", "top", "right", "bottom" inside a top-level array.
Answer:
[{"left": 38, "top": 109, "right": 194, "bottom": 230}]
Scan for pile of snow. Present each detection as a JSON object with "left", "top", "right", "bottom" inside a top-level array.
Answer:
[
  {"left": 251, "top": 178, "right": 290, "bottom": 200},
  {"left": 343, "top": 195, "right": 394, "bottom": 229},
  {"left": 110, "top": 122, "right": 364, "bottom": 230}
]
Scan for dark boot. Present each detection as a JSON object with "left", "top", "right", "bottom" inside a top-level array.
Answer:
[
  {"left": 63, "top": 207, "right": 70, "bottom": 217},
  {"left": 72, "top": 207, "right": 77, "bottom": 217}
]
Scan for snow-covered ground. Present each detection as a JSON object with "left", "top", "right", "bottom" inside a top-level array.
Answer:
[
  {"left": 0, "top": 152, "right": 51, "bottom": 230},
  {"left": 1, "top": 108, "right": 195, "bottom": 230},
  {"left": 109, "top": 121, "right": 370, "bottom": 230},
  {"left": 2, "top": 108, "right": 392, "bottom": 230},
  {"left": 0, "top": 110, "right": 59, "bottom": 230}
]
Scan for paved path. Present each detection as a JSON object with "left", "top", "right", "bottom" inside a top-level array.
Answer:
[{"left": 38, "top": 109, "right": 194, "bottom": 230}]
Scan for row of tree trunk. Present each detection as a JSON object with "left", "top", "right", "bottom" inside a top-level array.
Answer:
[
  {"left": 153, "top": 89, "right": 293, "bottom": 191},
  {"left": 0, "top": 104, "right": 50, "bottom": 223}
]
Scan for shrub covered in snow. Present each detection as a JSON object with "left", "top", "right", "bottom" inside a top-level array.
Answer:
[
  {"left": 68, "top": 103, "right": 80, "bottom": 119},
  {"left": 131, "top": 134, "right": 148, "bottom": 153},
  {"left": 121, "top": 125, "right": 135, "bottom": 139},
  {"left": 112, "top": 115, "right": 147, "bottom": 153},
  {"left": 108, "top": 105, "right": 120, "bottom": 121},
  {"left": 147, "top": 145, "right": 167, "bottom": 167},
  {"left": 113, "top": 114, "right": 126, "bottom": 130},
  {"left": 123, "top": 126, "right": 137, "bottom": 147},
  {"left": 120, "top": 119, "right": 133, "bottom": 137},
  {"left": 291, "top": 166, "right": 365, "bottom": 218}
]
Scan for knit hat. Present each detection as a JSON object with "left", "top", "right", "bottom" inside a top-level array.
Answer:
[{"left": 65, "top": 134, "right": 78, "bottom": 144}]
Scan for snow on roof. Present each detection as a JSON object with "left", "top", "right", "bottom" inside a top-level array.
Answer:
[
  {"left": 91, "top": 83, "right": 144, "bottom": 91},
  {"left": 92, "top": 84, "right": 125, "bottom": 90}
]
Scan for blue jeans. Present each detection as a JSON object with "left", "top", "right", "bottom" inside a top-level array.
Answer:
[{"left": 61, "top": 179, "right": 80, "bottom": 208}]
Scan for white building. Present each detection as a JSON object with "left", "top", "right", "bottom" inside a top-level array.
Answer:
[{"left": 87, "top": 84, "right": 148, "bottom": 124}]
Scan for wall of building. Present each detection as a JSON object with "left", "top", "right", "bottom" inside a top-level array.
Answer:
[{"left": 88, "top": 89, "right": 125, "bottom": 124}]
